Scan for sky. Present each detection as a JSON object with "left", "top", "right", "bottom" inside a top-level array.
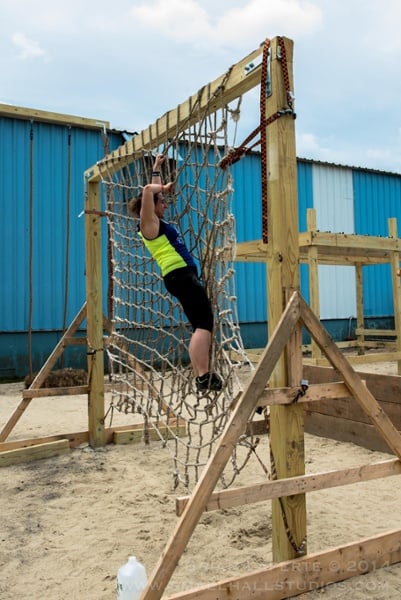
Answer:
[{"left": 1, "top": 0, "right": 401, "bottom": 173}]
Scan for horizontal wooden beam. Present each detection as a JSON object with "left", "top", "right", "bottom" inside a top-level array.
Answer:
[
  {"left": 86, "top": 42, "right": 265, "bottom": 181},
  {"left": 258, "top": 381, "right": 353, "bottom": 406},
  {"left": 165, "top": 529, "right": 401, "bottom": 600},
  {"left": 23, "top": 385, "right": 89, "bottom": 399},
  {"left": 176, "top": 457, "right": 401, "bottom": 515},
  {"left": 304, "top": 351, "right": 401, "bottom": 366},
  {"left": 0, "top": 420, "right": 185, "bottom": 460},
  {"left": 299, "top": 230, "right": 401, "bottom": 252},
  {"left": 0, "top": 439, "right": 70, "bottom": 467},
  {"left": 234, "top": 234, "right": 401, "bottom": 265},
  {"left": 355, "top": 328, "right": 396, "bottom": 337},
  {"left": 304, "top": 412, "right": 398, "bottom": 454},
  {"left": 114, "top": 419, "right": 186, "bottom": 444},
  {"left": 0, "top": 102, "right": 109, "bottom": 130}
]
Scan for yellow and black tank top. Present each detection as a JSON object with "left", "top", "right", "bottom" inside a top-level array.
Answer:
[{"left": 139, "top": 220, "right": 196, "bottom": 277}]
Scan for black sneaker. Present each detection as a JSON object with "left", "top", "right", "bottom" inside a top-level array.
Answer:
[{"left": 196, "top": 372, "right": 223, "bottom": 392}]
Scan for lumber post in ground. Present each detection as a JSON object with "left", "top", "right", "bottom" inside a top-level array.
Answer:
[
  {"left": 85, "top": 178, "right": 105, "bottom": 447},
  {"left": 265, "top": 36, "right": 307, "bottom": 562}
]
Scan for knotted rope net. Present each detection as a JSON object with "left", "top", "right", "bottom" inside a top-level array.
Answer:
[{"left": 97, "top": 78, "right": 270, "bottom": 489}]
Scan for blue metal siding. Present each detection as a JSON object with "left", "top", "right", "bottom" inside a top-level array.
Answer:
[
  {"left": 1, "top": 118, "right": 32, "bottom": 331},
  {"left": 297, "top": 160, "right": 314, "bottom": 305},
  {"left": 0, "top": 116, "right": 123, "bottom": 332},
  {"left": 232, "top": 153, "right": 266, "bottom": 323},
  {"left": 353, "top": 170, "right": 401, "bottom": 316},
  {"left": 232, "top": 155, "right": 313, "bottom": 323}
]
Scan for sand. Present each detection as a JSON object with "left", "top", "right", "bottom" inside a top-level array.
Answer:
[{"left": 1, "top": 361, "right": 401, "bottom": 600}]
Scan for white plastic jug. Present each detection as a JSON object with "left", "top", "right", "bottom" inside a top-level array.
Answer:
[{"left": 116, "top": 556, "right": 147, "bottom": 600}]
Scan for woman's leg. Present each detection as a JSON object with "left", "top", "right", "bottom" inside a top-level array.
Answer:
[{"left": 188, "top": 328, "right": 211, "bottom": 376}]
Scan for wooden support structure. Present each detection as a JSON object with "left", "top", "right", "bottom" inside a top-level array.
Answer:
[
  {"left": 0, "top": 303, "right": 88, "bottom": 443},
  {"left": 163, "top": 530, "right": 401, "bottom": 600},
  {"left": 0, "top": 439, "right": 70, "bottom": 467},
  {"left": 176, "top": 456, "right": 401, "bottom": 515},
  {"left": 303, "top": 365, "right": 401, "bottom": 453},
  {"left": 3, "top": 35, "right": 401, "bottom": 598},
  {"left": 0, "top": 300, "right": 180, "bottom": 457},
  {"left": 301, "top": 210, "right": 401, "bottom": 368},
  {"left": 85, "top": 180, "right": 106, "bottom": 447},
  {"left": 263, "top": 37, "right": 306, "bottom": 563},
  {"left": 141, "top": 290, "right": 401, "bottom": 599},
  {"left": 236, "top": 209, "right": 401, "bottom": 368}
]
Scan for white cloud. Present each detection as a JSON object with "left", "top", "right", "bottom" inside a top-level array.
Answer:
[
  {"left": 131, "top": 0, "right": 213, "bottom": 41},
  {"left": 296, "top": 131, "right": 330, "bottom": 158},
  {"left": 1, "top": 0, "right": 401, "bottom": 173},
  {"left": 131, "top": 0, "right": 322, "bottom": 46},
  {"left": 12, "top": 32, "right": 46, "bottom": 60},
  {"left": 219, "top": 0, "right": 322, "bottom": 43}
]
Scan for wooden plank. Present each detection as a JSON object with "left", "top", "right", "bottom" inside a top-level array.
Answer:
[
  {"left": 0, "top": 397, "right": 32, "bottom": 443},
  {"left": 235, "top": 236, "right": 400, "bottom": 265},
  {"left": 0, "top": 102, "right": 110, "bottom": 130},
  {"left": 114, "top": 420, "right": 187, "bottom": 444},
  {"left": 86, "top": 43, "right": 266, "bottom": 181},
  {"left": 234, "top": 240, "right": 268, "bottom": 261},
  {"left": 0, "top": 433, "right": 86, "bottom": 452},
  {"left": 23, "top": 385, "right": 89, "bottom": 399},
  {"left": 85, "top": 182, "right": 105, "bottom": 447},
  {"left": 304, "top": 395, "right": 401, "bottom": 429},
  {"left": 355, "top": 328, "right": 396, "bottom": 337},
  {"left": 389, "top": 218, "right": 401, "bottom": 375},
  {"left": 0, "top": 423, "right": 159, "bottom": 454},
  {"left": 28, "top": 304, "right": 87, "bottom": 390},
  {"left": 176, "top": 457, "right": 401, "bottom": 515},
  {"left": 299, "top": 230, "right": 401, "bottom": 251},
  {"left": 164, "top": 529, "right": 401, "bottom": 600},
  {"left": 303, "top": 365, "right": 401, "bottom": 404},
  {"left": 300, "top": 295, "right": 401, "bottom": 458},
  {"left": 141, "top": 291, "right": 300, "bottom": 600},
  {"left": 304, "top": 412, "right": 397, "bottom": 454},
  {"left": 304, "top": 350, "right": 401, "bottom": 366},
  {"left": 265, "top": 37, "right": 306, "bottom": 562},
  {"left": 306, "top": 209, "right": 321, "bottom": 360},
  {"left": 0, "top": 439, "right": 70, "bottom": 467},
  {"left": 0, "top": 304, "right": 87, "bottom": 443},
  {"left": 258, "top": 381, "right": 352, "bottom": 406}
]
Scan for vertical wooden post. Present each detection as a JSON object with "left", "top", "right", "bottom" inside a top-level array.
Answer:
[
  {"left": 85, "top": 177, "right": 105, "bottom": 447},
  {"left": 266, "top": 37, "right": 307, "bottom": 561},
  {"left": 389, "top": 218, "right": 401, "bottom": 374},
  {"left": 355, "top": 264, "right": 365, "bottom": 355},
  {"left": 306, "top": 208, "right": 321, "bottom": 360}
]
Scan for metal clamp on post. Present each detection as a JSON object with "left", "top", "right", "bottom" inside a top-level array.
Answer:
[{"left": 291, "top": 379, "right": 309, "bottom": 403}]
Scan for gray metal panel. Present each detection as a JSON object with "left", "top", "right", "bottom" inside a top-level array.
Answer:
[{"left": 312, "top": 163, "right": 356, "bottom": 319}]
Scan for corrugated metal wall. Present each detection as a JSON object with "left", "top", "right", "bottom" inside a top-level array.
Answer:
[
  {"left": 312, "top": 163, "right": 356, "bottom": 320},
  {"left": 353, "top": 169, "right": 401, "bottom": 316},
  {"left": 232, "top": 156, "right": 314, "bottom": 323},
  {"left": 232, "top": 158, "right": 401, "bottom": 325},
  {"left": 0, "top": 115, "right": 124, "bottom": 333},
  {"left": 2, "top": 110, "right": 401, "bottom": 376}
]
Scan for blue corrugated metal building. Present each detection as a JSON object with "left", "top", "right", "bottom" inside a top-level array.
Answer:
[
  {"left": 233, "top": 157, "right": 401, "bottom": 347},
  {"left": 0, "top": 104, "right": 126, "bottom": 378},
  {"left": 1, "top": 103, "right": 401, "bottom": 378}
]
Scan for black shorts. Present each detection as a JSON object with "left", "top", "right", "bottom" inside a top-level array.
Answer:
[{"left": 164, "top": 267, "right": 214, "bottom": 332}]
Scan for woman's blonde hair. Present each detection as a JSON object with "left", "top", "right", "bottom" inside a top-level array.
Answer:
[
  {"left": 127, "top": 192, "right": 160, "bottom": 217},
  {"left": 127, "top": 195, "right": 142, "bottom": 217}
]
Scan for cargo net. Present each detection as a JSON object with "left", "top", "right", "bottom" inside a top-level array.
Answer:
[{"left": 99, "top": 94, "right": 267, "bottom": 490}]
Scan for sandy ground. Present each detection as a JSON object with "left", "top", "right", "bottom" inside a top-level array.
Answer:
[{"left": 1, "top": 360, "right": 401, "bottom": 599}]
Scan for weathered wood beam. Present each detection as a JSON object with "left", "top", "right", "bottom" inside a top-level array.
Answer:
[
  {"left": 176, "top": 458, "right": 401, "bottom": 515},
  {"left": 85, "top": 42, "right": 266, "bottom": 181}
]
